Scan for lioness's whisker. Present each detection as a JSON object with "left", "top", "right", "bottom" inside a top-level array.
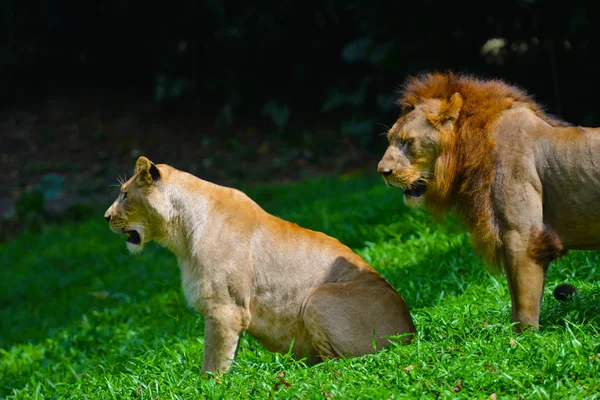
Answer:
[{"left": 115, "top": 174, "right": 126, "bottom": 186}]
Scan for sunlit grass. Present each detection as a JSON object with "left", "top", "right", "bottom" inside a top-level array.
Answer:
[{"left": 2, "top": 172, "right": 600, "bottom": 399}]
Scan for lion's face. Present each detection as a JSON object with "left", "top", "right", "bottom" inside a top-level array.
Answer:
[
  {"left": 377, "top": 93, "right": 463, "bottom": 207},
  {"left": 104, "top": 157, "right": 166, "bottom": 254},
  {"left": 377, "top": 100, "right": 446, "bottom": 206}
]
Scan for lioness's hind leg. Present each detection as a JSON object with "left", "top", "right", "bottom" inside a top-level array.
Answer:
[{"left": 303, "top": 280, "right": 415, "bottom": 361}]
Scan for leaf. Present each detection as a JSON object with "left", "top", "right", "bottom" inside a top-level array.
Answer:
[
  {"left": 340, "top": 118, "right": 375, "bottom": 139},
  {"left": 257, "top": 142, "right": 269, "bottom": 154},
  {"left": 154, "top": 74, "right": 168, "bottom": 102},
  {"left": 275, "top": 371, "right": 291, "bottom": 388},
  {"left": 262, "top": 100, "right": 290, "bottom": 131},
  {"left": 484, "top": 365, "right": 498, "bottom": 373},
  {"left": 453, "top": 380, "right": 462, "bottom": 392},
  {"left": 321, "top": 77, "right": 372, "bottom": 113},
  {"left": 280, "top": 379, "right": 291, "bottom": 387},
  {"left": 368, "top": 42, "right": 394, "bottom": 64},
  {"left": 170, "top": 77, "right": 187, "bottom": 98},
  {"left": 88, "top": 291, "right": 110, "bottom": 300},
  {"left": 403, "top": 364, "right": 413, "bottom": 373},
  {"left": 341, "top": 38, "right": 372, "bottom": 63},
  {"left": 35, "top": 173, "right": 66, "bottom": 201}
]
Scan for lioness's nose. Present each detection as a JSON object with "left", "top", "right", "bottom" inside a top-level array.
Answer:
[
  {"left": 105, "top": 215, "right": 111, "bottom": 222},
  {"left": 377, "top": 161, "right": 392, "bottom": 177}
]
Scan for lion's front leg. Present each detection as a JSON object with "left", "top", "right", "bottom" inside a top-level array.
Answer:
[
  {"left": 201, "top": 305, "right": 249, "bottom": 375},
  {"left": 502, "top": 229, "right": 549, "bottom": 332}
]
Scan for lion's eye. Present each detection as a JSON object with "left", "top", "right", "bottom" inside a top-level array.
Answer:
[
  {"left": 397, "top": 137, "right": 411, "bottom": 147},
  {"left": 122, "top": 192, "right": 127, "bottom": 200}
]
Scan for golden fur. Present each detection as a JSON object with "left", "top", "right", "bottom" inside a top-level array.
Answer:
[
  {"left": 105, "top": 156, "right": 416, "bottom": 374},
  {"left": 378, "top": 71, "right": 600, "bottom": 330}
]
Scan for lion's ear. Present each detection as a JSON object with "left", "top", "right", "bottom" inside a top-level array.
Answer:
[
  {"left": 135, "top": 156, "right": 161, "bottom": 186},
  {"left": 438, "top": 92, "right": 463, "bottom": 123}
]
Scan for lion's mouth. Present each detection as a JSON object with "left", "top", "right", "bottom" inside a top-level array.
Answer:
[
  {"left": 404, "top": 179, "right": 427, "bottom": 198},
  {"left": 125, "top": 230, "right": 141, "bottom": 245}
]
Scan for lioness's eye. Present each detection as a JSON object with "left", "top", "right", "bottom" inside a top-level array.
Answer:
[{"left": 122, "top": 192, "right": 127, "bottom": 200}]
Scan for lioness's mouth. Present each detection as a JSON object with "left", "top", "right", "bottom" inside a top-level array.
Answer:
[
  {"left": 404, "top": 179, "right": 426, "bottom": 198},
  {"left": 125, "top": 230, "right": 141, "bottom": 245}
]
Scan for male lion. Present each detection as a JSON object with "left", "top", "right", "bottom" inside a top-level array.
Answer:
[
  {"left": 105, "top": 156, "right": 416, "bottom": 374},
  {"left": 377, "top": 71, "right": 595, "bottom": 331}
]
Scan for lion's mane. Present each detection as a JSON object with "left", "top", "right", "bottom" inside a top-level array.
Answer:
[{"left": 398, "top": 72, "right": 569, "bottom": 262}]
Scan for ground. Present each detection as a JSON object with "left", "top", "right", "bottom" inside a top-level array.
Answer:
[{"left": 2, "top": 172, "right": 599, "bottom": 399}]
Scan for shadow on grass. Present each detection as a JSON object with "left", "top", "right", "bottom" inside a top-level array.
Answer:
[
  {"left": 542, "top": 258, "right": 600, "bottom": 330},
  {"left": 542, "top": 291, "right": 600, "bottom": 329}
]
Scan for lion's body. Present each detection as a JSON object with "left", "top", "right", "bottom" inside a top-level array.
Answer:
[
  {"left": 492, "top": 107, "right": 600, "bottom": 250},
  {"left": 377, "top": 72, "right": 600, "bottom": 330},
  {"left": 105, "top": 157, "right": 415, "bottom": 374}
]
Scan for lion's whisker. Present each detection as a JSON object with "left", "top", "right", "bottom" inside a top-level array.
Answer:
[{"left": 377, "top": 122, "right": 391, "bottom": 131}]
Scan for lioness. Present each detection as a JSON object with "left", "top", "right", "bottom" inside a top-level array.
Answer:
[
  {"left": 377, "top": 71, "right": 599, "bottom": 331},
  {"left": 105, "top": 156, "right": 416, "bottom": 374}
]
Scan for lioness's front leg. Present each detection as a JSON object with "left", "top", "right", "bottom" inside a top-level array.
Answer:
[{"left": 201, "top": 305, "right": 249, "bottom": 374}]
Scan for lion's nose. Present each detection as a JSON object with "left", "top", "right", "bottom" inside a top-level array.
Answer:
[
  {"left": 377, "top": 162, "right": 392, "bottom": 177},
  {"left": 105, "top": 215, "right": 111, "bottom": 223}
]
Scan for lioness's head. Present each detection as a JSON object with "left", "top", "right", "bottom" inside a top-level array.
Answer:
[
  {"left": 104, "top": 156, "right": 167, "bottom": 254},
  {"left": 377, "top": 92, "right": 463, "bottom": 207}
]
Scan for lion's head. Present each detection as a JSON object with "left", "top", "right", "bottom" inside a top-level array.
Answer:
[
  {"left": 376, "top": 71, "right": 565, "bottom": 261},
  {"left": 104, "top": 156, "right": 167, "bottom": 254},
  {"left": 377, "top": 92, "right": 463, "bottom": 207}
]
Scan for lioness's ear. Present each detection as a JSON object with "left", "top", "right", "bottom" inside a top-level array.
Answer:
[
  {"left": 135, "top": 156, "right": 161, "bottom": 185},
  {"left": 438, "top": 92, "right": 463, "bottom": 123}
]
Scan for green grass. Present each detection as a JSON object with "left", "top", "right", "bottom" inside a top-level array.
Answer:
[{"left": 2, "top": 172, "right": 600, "bottom": 399}]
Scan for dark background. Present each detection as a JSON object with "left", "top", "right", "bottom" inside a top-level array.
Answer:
[{"left": 2, "top": 0, "right": 600, "bottom": 239}]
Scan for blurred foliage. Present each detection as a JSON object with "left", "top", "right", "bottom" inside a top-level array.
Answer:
[
  {"left": 14, "top": 191, "right": 45, "bottom": 232},
  {"left": 3, "top": 0, "right": 600, "bottom": 141},
  {"left": 262, "top": 100, "right": 291, "bottom": 134},
  {"left": 35, "top": 173, "right": 66, "bottom": 201},
  {"left": 11, "top": 174, "right": 94, "bottom": 235}
]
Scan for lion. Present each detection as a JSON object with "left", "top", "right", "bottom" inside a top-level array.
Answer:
[
  {"left": 376, "top": 71, "right": 597, "bottom": 332},
  {"left": 104, "top": 156, "right": 416, "bottom": 374}
]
